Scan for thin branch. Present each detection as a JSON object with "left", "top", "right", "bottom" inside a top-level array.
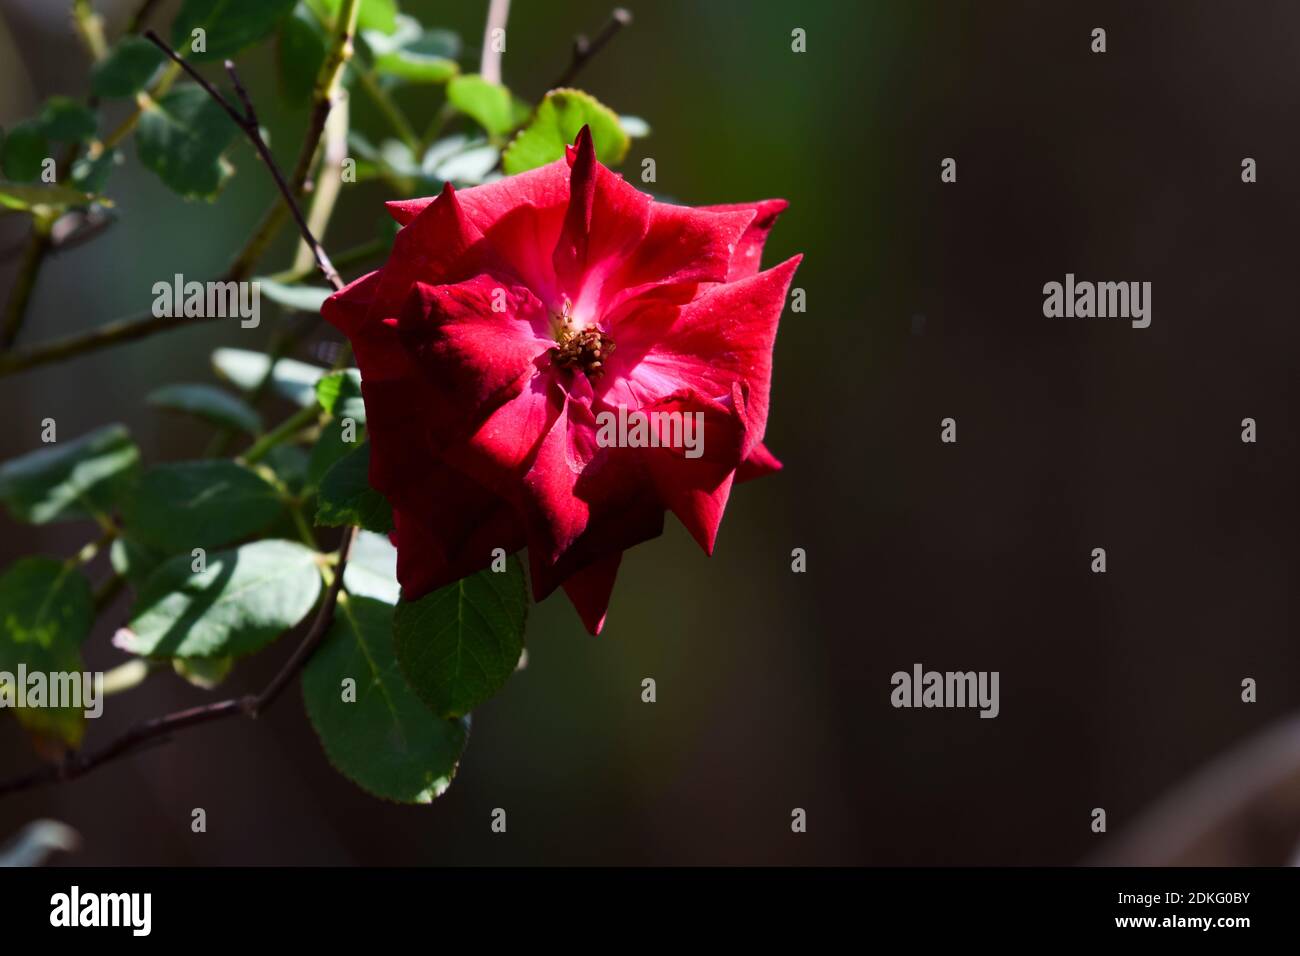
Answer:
[
  {"left": 480, "top": 0, "right": 512, "bottom": 85},
  {"left": 550, "top": 8, "right": 632, "bottom": 90},
  {"left": 125, "top": 0, "right": 165, "bottom": 35},
  {"left": 144, "top": 32, "right": 343, "bottom": 289},
  {"left": 0, "top": 222, "right": 52, "bottom": 349}
]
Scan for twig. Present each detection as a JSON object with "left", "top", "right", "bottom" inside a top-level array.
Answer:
[
  {"left": 480, "top": 0, "right": 512, "bottom": 85},
  {"left": 550, "top": 8, "right": 632, "bottom": 90},
  {"left": 144, "top": 32, "right": 343, "bottom": 290},
  {"left": 125, "top": 0, "right": 164, "bottom": 35},
  {"left": 0, "top": 222, "right": 52, "bottom": 349}
]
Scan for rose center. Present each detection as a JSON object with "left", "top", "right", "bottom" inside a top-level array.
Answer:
[{"left": 551, "top": 321, "right": 615, "bottom": 378}]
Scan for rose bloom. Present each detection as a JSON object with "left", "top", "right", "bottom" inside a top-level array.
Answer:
[{"left": 323, "top": 127, "right": 800, "bottom": 633}]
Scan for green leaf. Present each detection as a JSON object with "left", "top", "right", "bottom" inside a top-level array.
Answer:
[
  {"left": 38, "top": 98, "right": 98, "bottom": 142},
  {"left": 1, "top": 121, "right": 49, "bottom": 182},
  {"left": 303, "top": 595, "right": 468, "bottom": 803},
  {"left": 374, "top": 48, "right": 457, "bottom": 84},
  {"left": 147, "top": 383, "right": 263, "bottom": 434},
  {"left": 265, "top": 444, "right": 310, "bottom": 494},
  {"left": 306, "top": 417, "right": 352, "bottom": 489},
  {"left": 110, "top": 534, "right": 169, "bottom": 589},
  {"left": 343, "top": 529, "right": 398, "bottom": 604},
  {"left": 393, "top": 559, "right": 527, "bottom": 719},
  {"left": 502, "top": 88, "right": 630, "bottom": 175},
  {"left": 212, "top": 348, "right": 326, "bottom": 407},
  {"left": 277, "top": 4, "right": 327, "bottom": 105},
  {"left": 136, "top": 85, "right": 237, "bottom": 200},
  {"left": 315, "top": 369, "right": 364, "bottom": 423},
  {"left": 121, "top": 539, "right": 323, "bottom": 658},
  {"left": 315, "top": 442, "right": 392, "bottom": 533},
  {"left": 257, "top": 277, "right": 332, "bottom": 313},
  {"left": 314, "top": 0, "right": 399, "bottom": 34},
  {"left": 121, "top": 460, "right": 284, "bottom": 552},
  {"left": 0, "top": 424, "right": 139, "bottom": 525},
  {"left": 0, "top": 558, "right": 94, "bottom": 746},
  {"left": 446, "top": 74, "right": 514, "bottom": 137},
  {"left": 91, "top": 36, "right": 166, "bottom": 98},
  {"left": 172, "top": 0, "right": 299, "bottom": 62},
  {"left": 0, "top": 183, "right": 99, "bottom": 216},
  {"left": 70, "top": 148, "right": 120, "bottom": 194},
  {"left": 173, "top": 655, "right": 233, "bottom": 689}
]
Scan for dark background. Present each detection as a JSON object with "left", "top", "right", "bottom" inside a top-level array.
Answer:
[{"left": 1, "top": 0, "right": 1298, "bottom": 865}]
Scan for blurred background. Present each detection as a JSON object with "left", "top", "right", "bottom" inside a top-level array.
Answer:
[{"left": 2, "top": 0, "right": 1300, "bottom": 865}]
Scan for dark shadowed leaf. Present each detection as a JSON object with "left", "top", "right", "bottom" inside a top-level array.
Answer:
[
  {"left": 121, "top": 460, "right": 284, "bottom": 552},
  {"left": 315, "top": 442, "right": 391, "bottom": 532},
  {"left": 172, "top": 0, "right": 298, "bottom": 62},
  {"left": 0, "top": 424, "right": 139, "bottom": 525},
  {"left": 393, "top": 558, "right": 527, "bottom": 719},
  {"left": 1, "top": 121, "right": 49, "bottom": 182},
  {"left": 304, "top": 595, "right": 468, "bottom": 802},
  {"left": 147, "top": 383, "right": 263, "bottom": 434},
  {"left": 0, "top": 557, "right": 94, "bottom": 746},
  {"left": 277, "top": 5, "right": 327, "bottom": 105},
  {"left": 91, "top": 36, "right": 166, "bottom": 98},
  {"left": 38, "top": 98, "right": 97, "bottom": 142},
  {"left": 136, "top": 85, "right": 237, "bottom": 200},
  {"left": 110, "top": 534, "right": 169, "bottom": 589}
]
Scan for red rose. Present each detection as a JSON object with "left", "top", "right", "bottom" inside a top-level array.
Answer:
[{"left": 323, "top": 127, "right": 800, "bottom": 633}]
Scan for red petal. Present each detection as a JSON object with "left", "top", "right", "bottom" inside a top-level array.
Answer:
[
  {"left": 610, "top": 255, "right": 801, "bottom": 454},
  {"left": 560, "top": 551, "right": 623, "bottom": 635},
  {"left": 736, "top": 442, "right": 783, "bottom": 483},
  {"left": 392, "top": 468, "right": 527, "bottom": 600},
  {"left": 322, "top": 270, "right": 419, "bottom": 383},
  {"left": 372, "top": 182, "right": 489, "bottom": 322},
  {"left": 395, "top": 275, "right": 552, "bottom": 443},
  {"left": 597, "top": 202, "right": 756, "bottom": 317},
  {"left": 698, "top": 199, "right": 788, "bottom": 280},
  {"left": 552, "top": 126, "right": 652, "bottom": 312},
  {"left": 633, "top": 389, "right": 748, "bottom": 554}
]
